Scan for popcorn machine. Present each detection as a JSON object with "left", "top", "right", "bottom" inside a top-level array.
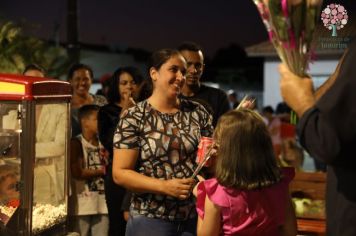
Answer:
[{"left": 0, "top": 74, "right": 71, "bottom": 235}]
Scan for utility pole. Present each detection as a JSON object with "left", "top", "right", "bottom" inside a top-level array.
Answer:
[
  {"left": 52, "top": 21, "right": 60, "bottom": 47},
  {"left": 67, "top": 0, "right": 80, "bottom": 64}
]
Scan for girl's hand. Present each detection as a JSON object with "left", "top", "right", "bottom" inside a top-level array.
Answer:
[
  {"left": 240, "top": 99, "right": 255, "bottom": 109},
  {"left": 206, "top": 143, "right": 218, "bottom": 174},
  {"left": 192, "top": 175, "right": 205, "bottom": 198},
  {"left": 163, "top": 178, "right": 196, "bottom": 200}
]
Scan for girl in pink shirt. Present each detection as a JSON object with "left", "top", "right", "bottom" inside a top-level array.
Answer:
[{"left": 194, "top": 109, "right": 297, "bottom": 236}]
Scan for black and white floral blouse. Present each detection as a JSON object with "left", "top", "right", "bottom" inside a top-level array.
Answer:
[{"left": 113, "top": 99, "right": 213, "bottom": 221}]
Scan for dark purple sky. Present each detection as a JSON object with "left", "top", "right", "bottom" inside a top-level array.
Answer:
[
  {"left": 2, "top": 0, "right": 355, "bottom": 57},
  {"left": 0, "top": 0, "right": 269, "bottom": 56}
]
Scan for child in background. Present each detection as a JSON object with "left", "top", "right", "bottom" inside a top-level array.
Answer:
[
  {"left": 280, "top": 138, "right": 304, "bottom": 171},
  {"left": 0, "top": 165, "right": 19, "bottom": 225},
  {"left": 262, "top": 106, "right": 282, "bottom": 158},
  {"left": 0, "top": 165, "right": 19, "bottom": 205},
  {"left": 194, "top": 109, "right": 297, "bottom": 236},
  {"left": 69, "top": 104, "right": 108, "bottom": 236}
]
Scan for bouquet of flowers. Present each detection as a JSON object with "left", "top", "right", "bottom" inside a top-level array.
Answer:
[
  {"left": 252, "top": 0, "right": 323, "bottom": 76},
  {"left": 252, "top": 0, "right": 323, "bottom": 123}
]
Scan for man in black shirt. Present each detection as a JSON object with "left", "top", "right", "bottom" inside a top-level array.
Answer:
[
  {"left": 178, "top": 42, "right": 230, "bottom": 127},
  {"left": 279, "top": 39, "right": 356, "bottom": 236}
]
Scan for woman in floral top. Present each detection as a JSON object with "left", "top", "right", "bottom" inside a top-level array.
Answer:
[{"left": 113, "top": 49, "right": 213, "bottom": 236}]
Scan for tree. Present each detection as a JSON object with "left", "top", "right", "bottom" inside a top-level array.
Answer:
[
  {"left": 210, "top": 44, "right": 247, "bottom": 68},
  {"left": 206, "top": 44, "right": 263, "bottom": 90},
  {"left": 0, "top": 20, "right": 70, "bottom": 78}
]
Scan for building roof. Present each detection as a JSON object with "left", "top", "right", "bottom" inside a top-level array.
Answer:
[{"left": 246, "top": 23, "right": 356, "bottom": 59}]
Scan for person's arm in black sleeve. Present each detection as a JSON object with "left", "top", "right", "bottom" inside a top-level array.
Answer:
[
  {"left": 282, "top": 40, "right": 356, "bottom": 165},
  {"left": 98, "top": 106, "right": 119, "bottom": 153},
  {"left": 298, "top": 41, "right": 356, "bottom": 165},
  {"left": 297, "top": 107, "right": 340, "bottom": 164},
  {"left": 215, "top": 90, "right": 230, "bottom": 120},
  {"left": 121, "top": 191, "right": 132, "bottom": 221}
]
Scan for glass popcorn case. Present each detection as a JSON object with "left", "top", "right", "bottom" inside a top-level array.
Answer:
[{"left": 0, "top": 74, "right": 71, "bottom": 236}]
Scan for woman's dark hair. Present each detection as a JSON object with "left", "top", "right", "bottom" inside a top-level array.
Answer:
[
  {"left": 137, "top": 79, "right": 153, "bottom": 101},
  {"left": 23, "top": 64, "right": 46, "bottom": 75},
  {"left": 67, "top": 63, "right": 94, "bottom": 81},
  {"left": 148, "top": 48, "right": 181, "bottom": 72},
  {"left": 214, "top": 109, "right": 281, "bottom": 190},
  {"left": 147, "top": 49, "right": 182, "bottom": 90},
  {"left": 107, "top": 66, "right": 146, "bottom": 103}
]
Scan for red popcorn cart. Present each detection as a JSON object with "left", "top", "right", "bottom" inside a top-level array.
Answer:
[{"left": 0, "top": 74, "right": 71, "bottom": 236}]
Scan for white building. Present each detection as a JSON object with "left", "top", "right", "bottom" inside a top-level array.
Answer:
[{"left": 246, "top": 25, "right": 353, "bottom": 109}]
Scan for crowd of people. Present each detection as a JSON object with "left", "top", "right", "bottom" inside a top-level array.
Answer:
[
  {"left": 66, "top": 43, "right": 299, "bottom": 236},
  {"left": 4, "top": 38, "right": 354, "bottom": 236}
]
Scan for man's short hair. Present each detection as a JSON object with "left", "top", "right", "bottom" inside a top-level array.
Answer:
[
  {"left": 78, "top": 104, "right": 100, "bottom": 122},
  {"left": 177, "top": 41, "right": 203, "bottom": 52},
  {"left": 67, "top": 63, "right": 94, "bottom": 81},
  {"left": 262, "top": 105, "right": 274, "bottom": 114}
]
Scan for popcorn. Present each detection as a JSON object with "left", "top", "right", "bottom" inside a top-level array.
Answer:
[
  {"left": 0, "top": 205, "right": 16, "bottom": 224},
  {"left": 0, "top": 205, "right": 16, "bottom": 217},
  {"left": 1, "top": 203, "right": 66, "bottom": 232},
  {"left": 32, "top": 203, "right": 66, "bottom": 233}
]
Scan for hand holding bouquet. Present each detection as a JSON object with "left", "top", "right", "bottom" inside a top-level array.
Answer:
[
  {"left": 252, "top": 0, "right": 323, "bottom": 77},
  {"left": 252, "top": 0, "right": 323, "bottom": 123}
]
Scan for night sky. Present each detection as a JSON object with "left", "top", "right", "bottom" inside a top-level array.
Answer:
[
  {"left": 0, "top": 0, "right": 269, "bottom": 57},
  {"left": 1, "top": 0, "right": 355, "bottom": 57}
]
